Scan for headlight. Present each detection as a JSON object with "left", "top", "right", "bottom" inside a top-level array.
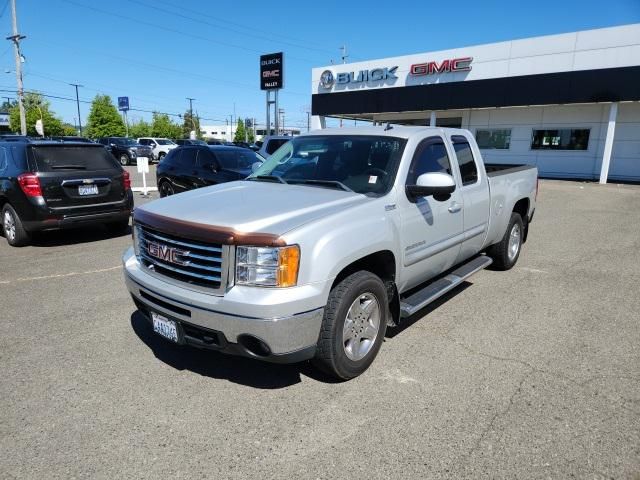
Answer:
[
  {"left": 132, "top": 223, "right": 141, "bottom": 259},
  {"left": 128, "top": 148, "right": 137, "bottom": 157},
  {"left": 235, "top": 245, "right": 299, "bottom": 287}
]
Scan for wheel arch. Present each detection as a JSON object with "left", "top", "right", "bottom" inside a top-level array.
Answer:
[{"left": 512, "top": 197, "right": 530, "bottom": 242}]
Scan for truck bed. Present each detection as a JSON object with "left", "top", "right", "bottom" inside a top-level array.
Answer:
[{"left": 485, "top": 163, "right": 536, "bottom": 177}]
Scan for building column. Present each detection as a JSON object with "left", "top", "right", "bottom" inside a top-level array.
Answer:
[
  {"left": 311, "top": 115, "right": 326, "bottom": 130},
  {"left": 599, "top": 102, "right": 618, "bottom": 184},
  {"left": 429, "top": 111, "right": 436, "bottom": 126}
]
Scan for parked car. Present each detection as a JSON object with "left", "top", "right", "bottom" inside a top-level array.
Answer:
[
  {"left": 156, "top": 145, "right": 264, "bottom": 197},
  {"left": 96, "top": 137, "right": 154, "bottom": 166},
  {"left": 0, "top": 139, "right": 133, "bottom": 246},
  {"left": 257, "top": 135, "right": 291, "bottom": 158},
  {"left": 175, "top": 139, "right": 207, "bottom": 146},
  {"left": 137, "top": 137, "right": 177, "bottom": 162},
  {"left": 123, "top": 126, "right": 538, "bottom": 379},
  {"left": 206, "top": 139, "right": 224, "bottom": 145}
]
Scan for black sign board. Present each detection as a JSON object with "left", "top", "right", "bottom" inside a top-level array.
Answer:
[
  {"left": 260, "top": 52, "right": 284, "bottom": 90},
  {"left": 117, "top": 96, "right": 129, "bottom": 111}
]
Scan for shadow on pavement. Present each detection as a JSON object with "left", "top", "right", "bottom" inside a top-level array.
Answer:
[
  {"left": 28, "top": 224, "right": 131, "bottom": 247},
  {"left": 386, "top": 281, "right": 471, "bottom": 339},
  {"left": 130, "top": 311, "right": 338, "bottom": 389}
]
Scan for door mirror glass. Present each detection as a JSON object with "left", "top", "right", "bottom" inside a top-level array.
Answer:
[{"left": 406, "top": 172, "right": 455, "bottom": 200}]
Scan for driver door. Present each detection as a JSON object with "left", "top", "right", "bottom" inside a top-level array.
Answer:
[{"left": 398, "top": 135, "right": 464, "bottom": 290}]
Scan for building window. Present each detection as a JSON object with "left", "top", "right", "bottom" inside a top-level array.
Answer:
[
  {"left": 475, "top": 129, "right": 511, "bottom": 149},
  {"left": 531, "top": 129, "right": 590, "bottom": 150}
]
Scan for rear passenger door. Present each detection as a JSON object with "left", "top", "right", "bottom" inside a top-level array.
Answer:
[
  {"left": 171, "top": 147, "right": 199, "bottom": 192},
  {"left": 448, "top": 133, "right": 490, "bottom": 262}
]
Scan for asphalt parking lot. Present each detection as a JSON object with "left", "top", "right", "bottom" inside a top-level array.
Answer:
[{"left": 1, "top": 180, "right": 639, "bottom": 479}]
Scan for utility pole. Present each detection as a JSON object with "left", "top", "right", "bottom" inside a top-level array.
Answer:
[
  {"left": 7, "top": 0, "right": 26, "bottom": 135},
  {"left": 278, "top": 108, "right": 284, "bottom": 135},
  {"left": 186, "top": 97, "right": 195, "bottom": 136},
  {"left": 340, "top": 45, "right": 348, "bottom": 64},
  {"left": 229, "top": 114, "right": 233, "bottom": 141},
  {"left": 70, "top": 83, "right": 83, "bottom": 135},
  {"left": 306, "top": 110, "right": 310, "bottom": 132}
]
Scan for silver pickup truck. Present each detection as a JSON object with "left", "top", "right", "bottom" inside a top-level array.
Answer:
[{"left": 123, "top": 126, "right": 538, "bottom": 379}]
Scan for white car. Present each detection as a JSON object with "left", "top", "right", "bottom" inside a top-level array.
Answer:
[{"left": 137, "top": 137, "right": 178, "bottom": 162}]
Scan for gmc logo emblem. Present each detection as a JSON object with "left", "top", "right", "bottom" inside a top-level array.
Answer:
[
  {"left": 262, "top": 69, "right": 280, "bottom": 78},
  {"left": 410, "top": 57, "right": 473, "bottom": 76},
  {"left": 147, "top": 242, "right": 189, "bottom": 266}
]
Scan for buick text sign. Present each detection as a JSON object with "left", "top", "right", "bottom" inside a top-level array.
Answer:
[
  {"left": 260, "top": 52, "right": 284, "bottom": 90},
  {"left": 319, "top": 66, "right": 399, "bottom": 90}
]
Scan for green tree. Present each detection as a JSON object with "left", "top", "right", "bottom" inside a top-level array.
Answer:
[
  {"left": 129, "top": 119, "right": 152, "bottom": 138},
  {"left": 246, "top": 119, "right": 255, "bottom": 143},
  {"left": 9, "top": 93, "right": 65, "bottom": 136},
  {"left": 151, "top": 112, "right": 181, "bottom": 139},
  {"left": 61, "top": 123, "right": 78, "bottom": 136},
  {"left": 233, "top": 118, "right": 246, "bottom": 143},
  {"left": 181, "top": 110, "right": 201, "bottom": 138},
  {"left": 85, "top": 94, "right": 126, "bottom": 138}
]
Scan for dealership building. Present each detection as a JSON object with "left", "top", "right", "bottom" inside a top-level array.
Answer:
[{"left": 310, "top": 24, "right": 640, "bottom": 182}]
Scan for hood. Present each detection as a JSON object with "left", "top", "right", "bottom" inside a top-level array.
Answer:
[{"left": 138, "top": 180, "right": 369, "bottom": 236}]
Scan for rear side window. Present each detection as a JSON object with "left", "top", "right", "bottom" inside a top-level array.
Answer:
[
  {"left": 451, "top": 135, "right": 479, "bottom": 186},
  {"left": 0, "top": 147, "right": 7, "bottom": 173},
  {"left": 175, "top": 148, "right": 198, "bottom": 167},
  {"left": 266, "top": 139, "right": 289, "bottom": 155},
  {"left": 406, "top": 137, "right": 452, "bottom": 185},
  {"left": 216, "top": 150, "right": 260, "bottom": 169},
  {"left": 31, "top": 146, "right": 118, "bottom": 171}
]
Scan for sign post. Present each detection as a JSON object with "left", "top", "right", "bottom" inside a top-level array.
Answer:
[
  {"left": 260, "top": 52, "right": 284, "bottom": 136},
  {"left": 136, "top": 156, "right": 149, "bottom": 196},
  {"left": 118, "top": 96, "right": 130, "bottom": 137}
]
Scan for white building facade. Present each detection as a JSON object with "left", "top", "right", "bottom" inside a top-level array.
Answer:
[{"left": 311, "top": 24, "right": 640, "bottom": 182}]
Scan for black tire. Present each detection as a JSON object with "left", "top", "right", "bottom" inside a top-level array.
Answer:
[
  {"left": 2, "top": 204, "right": 31, "bottom": 247},
  {"left": 487, "top": 212, "right": 524, "bottom": 270},
  {"left": 157, "top": 152, "right": 165, "bottom": 162},
  {"left": 119, "top": 154, "right": 130, "bottom": 166},
  {"left": 313, "top": 271, "right": 389, "bottom": 380},
  {"left": 159, "top": 180, "right": 174, "bottom": 198},
  {"left": 105, "top": 218, "right": 130, "bottom": 234}
]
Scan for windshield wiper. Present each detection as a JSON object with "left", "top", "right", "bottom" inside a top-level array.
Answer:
[
  {"left": 288, "top": 179, "right": 353, "bottom": 192},
  {"left": 50, "top": 165, "right": 87, "bottom": 169},
  {"left": 247, "top": 175, "right": 287, "bottom": 184}
]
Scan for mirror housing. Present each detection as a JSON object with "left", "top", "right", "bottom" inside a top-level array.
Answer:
[{"left": 406, "top": 172, "right": 456, "bottom": 200}]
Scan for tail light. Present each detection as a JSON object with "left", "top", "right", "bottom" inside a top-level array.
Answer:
[
  {"left": 17, "top": 173, "right": 43, "bottom": 197},
  {"left": 123, "top": 169, "right": 131, "bottom": 190}
]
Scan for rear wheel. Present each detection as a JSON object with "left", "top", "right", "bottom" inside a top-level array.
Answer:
[
  {"left": 157, "top": 152, "right": 166, "bottom": 162},
  {"left": 159, "top": 180, "right": 174, "bottom": 198},
  {"left": 2, "top": 204, "right": 31, "bottom": 247},
  {"left": 119, "top": 154, "right": 130, "bottom": 166},
  {"left": 487, "top": 212, "right": 524, "bottom": 270},
  {"left": 313, "top": 271, "right": 388, "bottom": 380}
]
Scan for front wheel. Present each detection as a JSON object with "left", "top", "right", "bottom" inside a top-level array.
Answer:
[
  {"left": 159, "top": 180, "right": 174, "bottom": 198},
  {"left": 487, "top": 212, "right": 524, "bottom": 270},
  {"left": 313, "top": 271, "right": 388, "bottom": 380},
  {"left": 119, "top": 154, "right": 130, "bottom": 166}
]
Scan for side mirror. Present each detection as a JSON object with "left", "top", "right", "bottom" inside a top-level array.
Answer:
[
  {"left": 406, "top": 172, "right": 456, "bottom": 200},
  {"left": 251, "top": 161, "right": 262, "bottom": 173},
  {"left": 210, "top": 162, "right": 219, "bottom": 173}
]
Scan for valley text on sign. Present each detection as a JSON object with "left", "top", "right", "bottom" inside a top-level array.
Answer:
[{"left": 260, "top": 52, "right": 284, "bottom": 90}]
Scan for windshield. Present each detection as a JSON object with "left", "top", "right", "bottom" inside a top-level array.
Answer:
[
  {"left": 249, "top": 135, "right": 406, "bottom": 196},
  {"left": 157, "top": 139, "right": 175, "bottom": 145},
  {"left": 114, "top": 138, "right": 137, "bottom": 146}
]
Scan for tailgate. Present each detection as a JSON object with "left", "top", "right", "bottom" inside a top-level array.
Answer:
[{"left": 31, "top": 145, "right": 128, "bottom": 208}]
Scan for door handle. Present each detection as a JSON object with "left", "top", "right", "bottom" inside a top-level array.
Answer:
[{"left": 448, "top": 202, "right": 462, "bottom": 213}]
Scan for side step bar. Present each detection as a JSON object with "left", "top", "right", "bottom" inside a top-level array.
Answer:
[{"left": 399, "top": 255, "right": 493, "bottom": 318}]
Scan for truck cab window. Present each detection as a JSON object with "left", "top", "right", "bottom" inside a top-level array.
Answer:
[
  {"left": 407, "top": 137, "right": 451, "bottom": 184},
  {"left": 451, "top": 135, "right": 478, "bottom": 186}
]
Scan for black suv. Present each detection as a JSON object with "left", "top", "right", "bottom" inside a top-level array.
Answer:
[
  {"left": 0, "top": 140, "right": 133, "bottom": 246},
  {"left": 157, "top": 145, "right": 264, "bottom": 197},
  {"left": 96, "top": 137, "right": 153, "bottom": 166}
]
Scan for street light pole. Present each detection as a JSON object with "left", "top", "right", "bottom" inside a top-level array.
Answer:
[
  {"left": 70, "top": 83, "right": 83, "bottom": 135},
  {"left": 7, "top": 0, "right": 26, "bottom": 135}
]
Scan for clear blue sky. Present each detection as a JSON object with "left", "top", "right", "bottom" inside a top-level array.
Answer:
[{"left": 2, "top": 0, "right": 639, "bottom": 130}]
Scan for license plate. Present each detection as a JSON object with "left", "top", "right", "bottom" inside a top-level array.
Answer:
[
  {"left": 151, "top": 312, "right": 178, "bottom": 343},
  {"left": 78, "top": 185, "right": 99, "bottom": 196}
]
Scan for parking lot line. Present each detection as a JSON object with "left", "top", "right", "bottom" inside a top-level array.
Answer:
[{"left": 0, "top": 265, "right": 122, "bottom": 285}]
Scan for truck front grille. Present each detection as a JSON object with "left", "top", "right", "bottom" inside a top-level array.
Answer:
[{"left": 137, "top": 224, "right": 228, "bottom": 293}]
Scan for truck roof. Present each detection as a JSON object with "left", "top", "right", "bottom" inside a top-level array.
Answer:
[{"left": 305, "top": 125, "right": 467, "bottom": 140}]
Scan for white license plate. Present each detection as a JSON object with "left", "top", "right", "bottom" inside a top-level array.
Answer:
[
  {"left": 78, "top": 185, "right": 99, "bottom": 196},
  {"left": 151, "top": 312, "right": 178, "bottom": 343}
]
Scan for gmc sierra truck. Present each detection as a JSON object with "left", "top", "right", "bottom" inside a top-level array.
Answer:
[{"left": 123, "top": 126, "right": 538, "bottom": 380}]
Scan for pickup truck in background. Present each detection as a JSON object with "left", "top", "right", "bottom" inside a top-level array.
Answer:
[{"left": 123, "top": 126, "right": 538, "bottom": 379}]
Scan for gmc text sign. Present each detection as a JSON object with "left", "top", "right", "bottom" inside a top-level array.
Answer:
[
  {"left": 260, "top": 52, "right": 284, "bottom": 90},
  {"left": 410, "top": 57, "right": 473, "bottom": 76}
]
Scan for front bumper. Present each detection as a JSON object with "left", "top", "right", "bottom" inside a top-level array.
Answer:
[{"left": 123, "top": 247, "right": 326, "bottom": 362}]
